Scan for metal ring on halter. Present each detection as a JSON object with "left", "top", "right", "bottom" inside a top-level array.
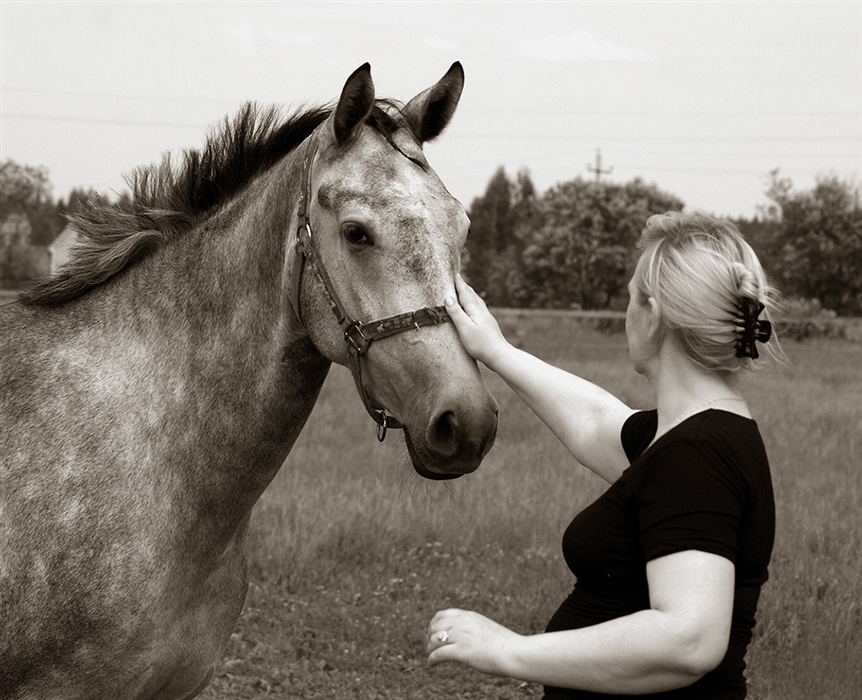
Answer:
[{"left": 376, "top": 412, "right": 390, "bottom": 442}]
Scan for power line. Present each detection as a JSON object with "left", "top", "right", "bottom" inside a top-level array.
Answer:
[
  {"left": 3, "top": 86, "right": 860, "bottom": 119},
  {"left": 445, "top": 132, "right": 862, "bottom": 144},
  {"left": 0, "top": 85, "right": 244, "bottom": 106},
  {"left": 437, "top": 159, "right": 860, "bottom": 178},
  {"left": 506, "top": 147, "right": 861, "bottom": 167},
  {"left": 0, "top": 112, "right": 205, "bottom": 129},
  {"left": 3, "top": 111, "right": 859, "bottom": 145}
]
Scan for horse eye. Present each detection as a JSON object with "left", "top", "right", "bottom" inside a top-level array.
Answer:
[{"left": 341, "top": 223, "right": 372, "bottom": 246}]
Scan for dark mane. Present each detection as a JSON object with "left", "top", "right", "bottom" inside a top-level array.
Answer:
[
  {"left": 23, "top": 100, "right": 416, "bottom": 306},
  {"left": 138, "top": 102, "right": 333, "bottom": 223},
  {"left": 23, "top": 103, "right": 332, "bottom": 305}
]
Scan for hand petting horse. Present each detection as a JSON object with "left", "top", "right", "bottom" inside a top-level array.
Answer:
[{"left": 0, "top": 63, "right": 497, "bottom": 700}]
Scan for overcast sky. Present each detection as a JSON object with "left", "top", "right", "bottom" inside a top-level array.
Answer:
[{"left": 1, "top": 1, "right": 860, "bottom": 219}]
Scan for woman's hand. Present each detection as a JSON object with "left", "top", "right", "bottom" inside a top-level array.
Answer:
[
  {"left": 444, "top": 274, "right": 510, "bottom": 368},
  {"left": 426, "top": 607, "right": 523, "bottom": 677}
]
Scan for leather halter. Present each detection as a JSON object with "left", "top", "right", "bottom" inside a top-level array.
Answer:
[{"left": 292, "top": 137, "right": 452, "bottom": 441}]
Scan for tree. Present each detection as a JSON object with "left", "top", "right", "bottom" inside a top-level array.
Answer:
[
  {"left": 517, "top": 177, "right": 683, "bottom": 309},
  {"left": 733, "top": 215, "right": 782, "bottom": 269},
  {"left": 0, "top": 160, "right": 50, "bottom": 216},
  {"left": 464, "top": 167, "right": 537, "bottom": 305},
  {"left": 0, "top": 160, "right": 57, "bottom": 288},
  {"left": 765, "top": 171, "right": 862, "bottom": 315}
]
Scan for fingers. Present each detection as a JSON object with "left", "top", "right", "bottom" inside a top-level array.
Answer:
[
  {"left": 426, "top": 608, "right": 462, "bottom": 655},
  {"left": 445, "top": 276, "right": 471, "bottom": 319},
  {"left": 427, "top": 608, "right": 459, "bottom": 641},
  {"left": 454, "top": 273, "right": 487, "bottom": 315},
  {"left": 426, "top": 623, "right": 455, "bottom": 667},
  {"left": 443, "top": 294, "right": 468, "bottom": 324},
  {"left": 445, "top": 275, "right": 506, "bottom": 366},
  {"left": 427, "top": 628, "right": 452, "bottom": 652},
  {"left": 426, "top": 635, "right": 458, "bottom": 669},
  {"left": 428, "top": 608, "right": 461, "bottom": 627},
  {"left": 445, "top": 274, "right": 488, "bottom": 327},
  {"left": 444, "top": 282, "right": 479, "bottom": 337},
  {"left": 427, "top": 643, "right": 455, "bottom": 668},
  {"left": 454, "top": 271, "right": 470, "bottom": 297}
]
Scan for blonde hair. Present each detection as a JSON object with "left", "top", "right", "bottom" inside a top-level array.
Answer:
[{"left": 634, "top": 211, "right": 783, "bottom": 373}]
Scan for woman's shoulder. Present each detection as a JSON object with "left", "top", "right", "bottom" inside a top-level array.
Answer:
[
  {"left": 646, "top": 408, "right": 761, "bottom": 453},
  {"left": 621, "top": 408, "right": 768, "bottom": 482},
  {"left": 634, "top": 410, "right": 769, "bottom": 490},
  {"left": 680, "top": 409, "right": 763, "bottom": 449}
]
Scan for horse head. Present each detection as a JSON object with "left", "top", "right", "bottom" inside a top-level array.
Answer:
[{"left": 292, "top": 63, "right": 498, "bottom": 479}]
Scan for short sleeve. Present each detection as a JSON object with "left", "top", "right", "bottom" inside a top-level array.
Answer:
[
  {"left": 635, "top": 438, "right": 747, "bottom": 564},
  {"left": 621, "top": 410, "right": 658, "bottom": 464}
]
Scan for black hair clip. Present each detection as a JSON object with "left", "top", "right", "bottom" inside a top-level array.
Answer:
[{"left": 735, "top": 298, "right": 772, "bottom": 359}]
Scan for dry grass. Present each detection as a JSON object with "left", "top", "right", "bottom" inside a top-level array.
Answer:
[{"left": 199, "top": 322, "right": 862, "bottom": 699}]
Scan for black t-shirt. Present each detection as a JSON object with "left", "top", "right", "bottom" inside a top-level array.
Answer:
[{"left": 543, "top": 409, "right": 775, "bottom": 699}]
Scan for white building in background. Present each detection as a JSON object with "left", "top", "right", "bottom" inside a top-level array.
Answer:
[{"left": 49, "top": 227, "right": 80, "bottom": 273}]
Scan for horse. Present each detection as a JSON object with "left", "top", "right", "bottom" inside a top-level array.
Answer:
[{"left": 0, "top": 63, "right": 498, "bottom": 700}]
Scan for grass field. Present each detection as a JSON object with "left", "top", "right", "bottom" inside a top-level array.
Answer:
[{"left": 199, "top": 316, "right": 861, "bottom": 699}]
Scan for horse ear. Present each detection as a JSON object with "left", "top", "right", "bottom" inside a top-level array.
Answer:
[
  {"left": 402, "top": 62, "right": 464, "bottom": 143},
  {"left": 333, "top": 63, "right": 376, "bottom": 145}
]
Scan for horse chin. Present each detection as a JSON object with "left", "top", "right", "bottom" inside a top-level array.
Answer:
[{"left": 402, "top": 428, "right": 463, "bottom": 481}]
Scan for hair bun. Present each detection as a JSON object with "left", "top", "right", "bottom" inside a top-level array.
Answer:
[{"left": 731, "top": 261, "right": 760, "bottom": 301}]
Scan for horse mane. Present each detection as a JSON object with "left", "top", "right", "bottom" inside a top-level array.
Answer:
[{"left": 22, "top": 100, "right": 411, "bottom": 306}]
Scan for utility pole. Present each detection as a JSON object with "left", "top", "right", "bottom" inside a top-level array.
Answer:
[{"left": 587, "top": 148, "right": 613, "bottom": 183}]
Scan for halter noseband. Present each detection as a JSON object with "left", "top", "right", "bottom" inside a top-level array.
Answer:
[{"left": 292, "top": 138, "right": 452, "bottom": 441}]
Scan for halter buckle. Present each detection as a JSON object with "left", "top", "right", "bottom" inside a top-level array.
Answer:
[{"left": 344, "top": 322, "right": 371, "bottom": 356}]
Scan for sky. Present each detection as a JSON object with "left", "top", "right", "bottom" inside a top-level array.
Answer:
[{"left": 1, "top": 1, "right": 860, "bottom": 219}]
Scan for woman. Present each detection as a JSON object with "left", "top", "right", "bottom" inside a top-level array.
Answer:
[{"left": 426, "top": 211, "right": 781, "bottom": 698}]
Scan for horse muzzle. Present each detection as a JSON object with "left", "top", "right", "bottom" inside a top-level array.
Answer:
[{"left": 402, "top": 397, "right": 499, "bottom": 480}]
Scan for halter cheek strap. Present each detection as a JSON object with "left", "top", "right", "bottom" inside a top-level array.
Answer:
[{"left": 292, "top": 138, "right": 452, "bottom": 441}]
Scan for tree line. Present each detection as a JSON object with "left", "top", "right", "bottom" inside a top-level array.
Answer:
[
  {"left": 0, "top": 160, "right": 134, "bottom": 291},
  {"left": 2, "top": 158, "right": 860, "bottom": 315},
  {"left": 463, "top": 166, "right": 862, "bottom": 316}
]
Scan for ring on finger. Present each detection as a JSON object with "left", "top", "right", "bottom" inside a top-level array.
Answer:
[{"left": 437, "top": 630, "right": 450, "bottom": 644}]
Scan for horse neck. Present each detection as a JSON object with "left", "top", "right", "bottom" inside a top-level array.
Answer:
[{"left": 68, "top": 148, "right": 329, "bottom": 526}]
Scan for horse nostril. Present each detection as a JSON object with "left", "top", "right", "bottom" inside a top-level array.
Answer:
[{"left": 427, "top": 409, "right": 459, "bottom": 458}]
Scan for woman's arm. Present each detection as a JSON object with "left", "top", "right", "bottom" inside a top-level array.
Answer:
[
  {"left": 445, "top": 274, "right": 635, "bottom": 483},
  {"left": 427, "top": 550, "right": 735, "bottom": 694}
]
